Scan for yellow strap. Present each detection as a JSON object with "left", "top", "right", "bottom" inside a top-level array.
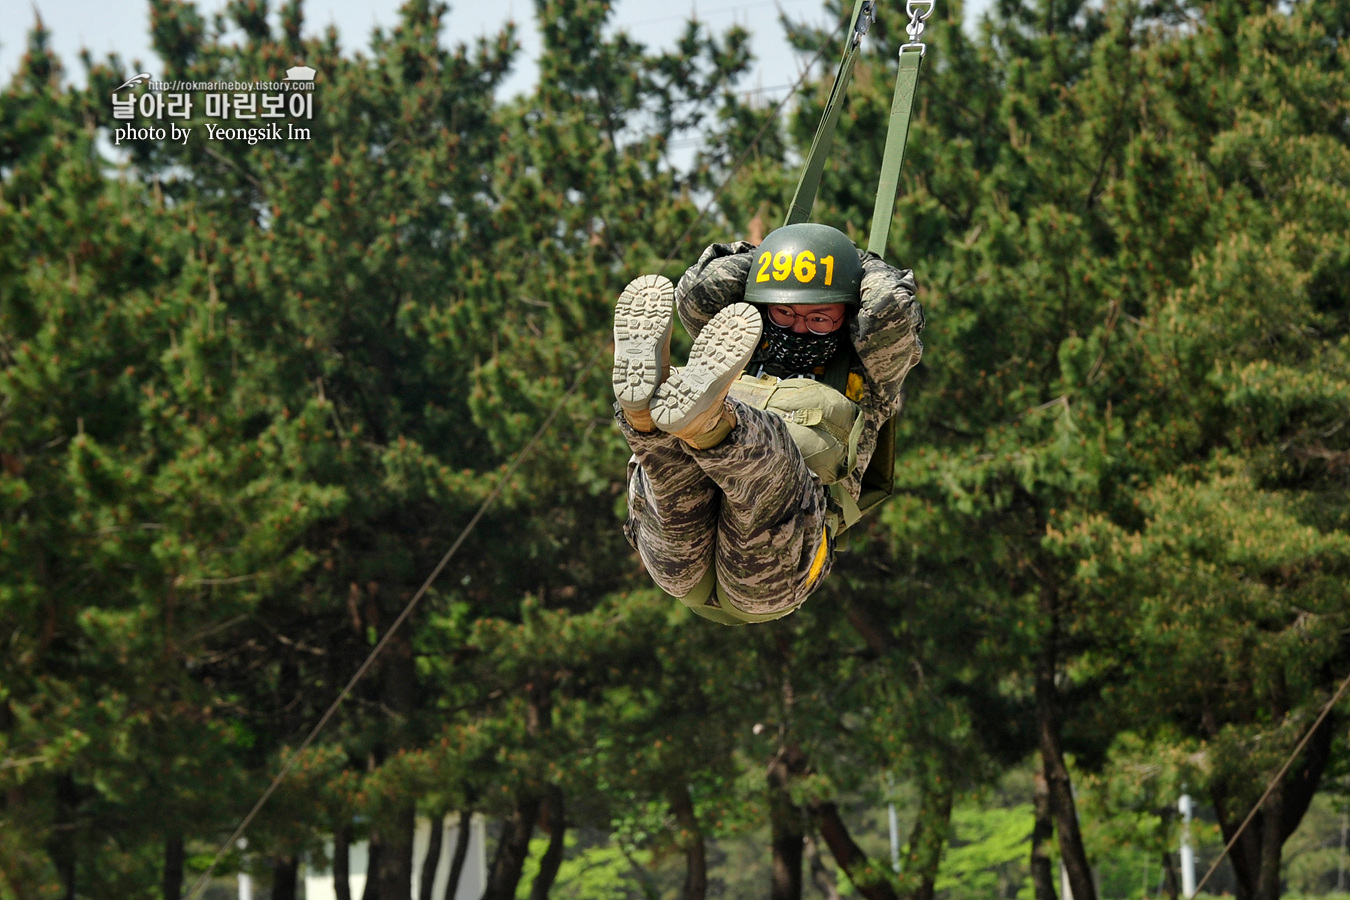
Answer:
[{"left": 804, "top": 525, "right": 830, "bottom": 589}]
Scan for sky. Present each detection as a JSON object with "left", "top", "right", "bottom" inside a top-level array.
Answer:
[{"left": 1, "top": 0, "right": 989, "bottom": 101}]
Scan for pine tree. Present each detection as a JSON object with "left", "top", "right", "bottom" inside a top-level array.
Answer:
[{"left": 772, "top": 0, "right": 1350, "bottom": 897}]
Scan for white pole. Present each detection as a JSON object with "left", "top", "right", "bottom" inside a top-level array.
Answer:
[
  {"left": 237, "top": 837, "right": 253, "bottom": 900},
  {"left": 888, "top": 801, "right": 901, "bottom": 873},
  {"left": 1061, "top": 861, "right": 1073, "bottom": 900},
  {"left": 884, "top": 772, "right": 901, "bottom": 874},
  {"left": 1179, "top": 794, "right": 1196, "bottom": 899}
]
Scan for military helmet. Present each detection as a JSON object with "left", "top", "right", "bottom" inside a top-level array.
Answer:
[{"left": 743, "top": 223, "right": 863, "bottom": 307}]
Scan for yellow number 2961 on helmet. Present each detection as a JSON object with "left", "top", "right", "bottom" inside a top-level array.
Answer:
[{"left": 744, "top": 223, "right": 863, "bottom": 307}]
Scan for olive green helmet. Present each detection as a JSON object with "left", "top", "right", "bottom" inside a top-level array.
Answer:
[{"left": 743, "top": 223, "right": 863, "bottom": 307}]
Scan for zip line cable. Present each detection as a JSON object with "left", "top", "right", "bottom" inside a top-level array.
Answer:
[
  {"left": 1192, "top": 667, "right": 1350, "bottom": 898},
  {"left": 184, "top": 15, "right": 851, "bottom": 900}
]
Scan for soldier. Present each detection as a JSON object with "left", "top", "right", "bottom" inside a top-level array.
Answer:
[{"left": 612, "top": 223, "right": 924, "bottom": 624}]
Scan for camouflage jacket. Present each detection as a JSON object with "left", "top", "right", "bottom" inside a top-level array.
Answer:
[{"left": 674, "top": 240, "right": 925, "bottom": 504}]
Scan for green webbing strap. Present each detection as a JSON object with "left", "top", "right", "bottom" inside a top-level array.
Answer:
[
  {"left": 867, "top": 47, "right": 925, "bottom": 256},
  {"left": 828, "top": 482, "right": 865, "bottom": 531},
  {"left": 785, "top": 0, "right": 874, "bottom": 227},
  {"left": 676, "top": 565, "right": 805, "bottom": 626}
]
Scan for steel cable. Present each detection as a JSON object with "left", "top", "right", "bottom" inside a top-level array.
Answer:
[{"left": 1191, "top": 668, "right": 1350, "bottom": 898}]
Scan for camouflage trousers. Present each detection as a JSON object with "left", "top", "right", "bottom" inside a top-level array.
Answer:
[{"left": 618, "top": 398, "right": 832, "bottom": 623}]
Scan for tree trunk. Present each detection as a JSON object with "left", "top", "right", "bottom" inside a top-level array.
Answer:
[
  {"left": 1161, "top": 851, "right": 1180, "bottom": 899},
  {"left": 1212, "top": 708, "right": 1336, "bottom": 900},
  {"left": 1216, "top": 773, "right": 1288, "bottom": 900},
  {"left": 1030, "top": 768, "right": 1056, "bottom": 900},
  {"left": 529, "top": 786, "right": 566, "bottom": 900},
  {"left": 361, "top": 839, "right": 382, "bottom": 900},
  {"left": 1213, "top": 783, "right": 1259, "bottom": 900},
  {"left": 161, "top": 832, "right": 183, "bottom": 900},
  {"left": 1255, "top": 778, "right": 1283, "bottom": 900},
  {"left": 420, "top": 812, "right": 446, "bottom": 900},
  {"left": 901, "top": 780, "right": 954, "bottom": 900},
  {"left": 366, "top": 623, "right": 418, "bottom": 900},
  {"left": 334, "top": 822, "right": 353, "bottom": 900},
  {"left": 1277, "top": 709, "right": 1335, "bottom": 839},
  {"left": 53, "top": 773, "right": 78, "bottom": 900},
  {"left": 805, "top": 833, "right": 843, "bottom": 900},
  {"left": 1036, "top": 589, "right": 1096, "bottom": 900},
  {"left": 271, "top": 855, "right": 299, "bottom": 900},
  {"left": 485, "top": 674, "right": 553, "bottom": 900},
  {"left": 442, "top": 810, "right": 473, "bottom": 900},
  {"left": 811, "top": 800, "right": 898, "bottom": 900},
  {"left": 768, "top": 746, "right": 805, "bottom": 900},
  {"left": 1, "top": 704, "right": 21, "bottom": 820},
  {"left": 483, "top": 794, "right": 542, "bottom": 900},
  {"left": 371, "top": 803, "right": 417, "bottom": 900},
  {"left": 671, "top": 785, "right": 707, "bottom": 900}
]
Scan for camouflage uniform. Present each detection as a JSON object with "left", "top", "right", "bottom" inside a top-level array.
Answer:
[
  {"left": 620, "top": 241, "right": 924, "bottom": 622},
  {"left": 618, "top": 403, "right": 832, "bottom": 621}
]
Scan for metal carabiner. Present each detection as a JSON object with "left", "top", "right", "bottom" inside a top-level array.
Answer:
[
  {"left": 902, "top": 0, "right": 936, "bottom": 51},
  {"left": 852, "top": 1, "right": 878, "bottom": 47},
  {"left": 906, "top": 0, "right": 937, "bottom": 21}
]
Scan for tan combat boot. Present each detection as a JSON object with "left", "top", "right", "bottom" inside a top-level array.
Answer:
[
  {"left": 612, "top": 274, "right": 675, "bottom": 432},
  {"left": 651, "top": 302, "right": 762, "bottom": 449}
]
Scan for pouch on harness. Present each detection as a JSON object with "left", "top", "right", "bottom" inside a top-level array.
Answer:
[{"left": 674, "top": 351, "right": 899, "bottom": 624}]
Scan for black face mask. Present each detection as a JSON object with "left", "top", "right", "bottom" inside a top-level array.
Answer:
[{"left": 760, "top": 322, "right": 842, "bottom": 376}]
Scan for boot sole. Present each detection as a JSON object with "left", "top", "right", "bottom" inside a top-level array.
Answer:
[
  {"left": 612, "top": 274, "right": 676, "bottom": 412},
  {"left": 651, "top": 302, "right": 762, "bottom": 434}
]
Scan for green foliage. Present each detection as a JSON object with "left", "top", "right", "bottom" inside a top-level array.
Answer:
[
  {"left": 936, "top": 803, "right": 1034, "bottom": 899},
  {"left": 4, "top": 0, "right": 1350, "bottom": 897},
  {"left": 1283, "top": 792, "right": 1350, "bottom": 897},
  {"left": 795, "top": 0, "right": 1350, "bottom": 892},
  {"left": 514, "top": 833, "right": 654, "bottom": 900}
]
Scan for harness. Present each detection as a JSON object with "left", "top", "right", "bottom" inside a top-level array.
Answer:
[
  {"left": 785, "top": 0, "right": 933, "bottom": 529},
  {"left": 676, "top": 1, "right": 933, "bottom": 624},
  {"left": 676, "top": 348, "right": 899, "bottom": 624},
  {"left": 788, "top": 0, "right": 935, "bottom": 256}
]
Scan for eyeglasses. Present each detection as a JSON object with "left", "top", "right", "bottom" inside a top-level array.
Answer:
[{"left": 767, "top": 305, "right": 844, "bottom": 335}]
